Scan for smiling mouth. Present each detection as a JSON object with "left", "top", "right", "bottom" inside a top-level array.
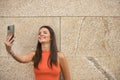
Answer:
[
  {"left": 40, "top": 37, "right": 46, "bottom": 39},
  {"left": 39, "top": 37, "right": 46, "bottom": 40}
]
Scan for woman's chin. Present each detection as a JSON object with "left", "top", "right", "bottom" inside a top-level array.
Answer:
[
  {"left": 38, "top": 40, "right": 50, "bottom": 44},
  {"left": 39, "top": 41, "right": 44, "bottom": 43},
  {"left": 39, "top": 41, "right": 47, "bottom": 44}
]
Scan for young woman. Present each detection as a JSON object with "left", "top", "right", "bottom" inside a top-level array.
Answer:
[{"left": 4, "top": 26, "right": 70, "bottom": 80}]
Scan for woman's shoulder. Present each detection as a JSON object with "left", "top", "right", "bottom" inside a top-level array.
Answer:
[
  {"left": 57, "top": 51, "right": 66, "bottom": 60},
  {"left": 57, "top": 52, "right": 69, "bottom": 68}
]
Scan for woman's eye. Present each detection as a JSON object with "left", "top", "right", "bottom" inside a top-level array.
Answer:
[
  {"left": 43, "top": 31, "right": 47, "bottom": 34},
  {"left": 38, "top": 31, "right": 48, "bottom": 35}
]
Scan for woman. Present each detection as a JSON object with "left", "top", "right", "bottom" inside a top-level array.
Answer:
[{"left": 4, "top": 26, "right": 70, "bottom": 80}]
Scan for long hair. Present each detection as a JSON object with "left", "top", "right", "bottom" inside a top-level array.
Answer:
[{"left": 33, "top": 26, "right": 58, "bottom": 68}]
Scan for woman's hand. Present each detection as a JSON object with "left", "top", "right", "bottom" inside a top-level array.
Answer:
[
  {"left": 4, "top": 34, "right": 35, "bottom": 63},
  {"left": 4, "top": 34, "right": 15, "bottom": 53}
]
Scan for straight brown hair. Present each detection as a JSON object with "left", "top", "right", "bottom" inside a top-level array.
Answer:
[{"left": 33, "top": 26, "right": 58, "bottom": 68}]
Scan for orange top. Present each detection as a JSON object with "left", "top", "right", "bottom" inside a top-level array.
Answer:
[{"left": 34, "top": 51, "right": 61, "bottom": 80}]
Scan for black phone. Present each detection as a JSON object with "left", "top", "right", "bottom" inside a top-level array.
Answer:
[{"left": 7, "top": 25, "right": 15, "bottom": 41}]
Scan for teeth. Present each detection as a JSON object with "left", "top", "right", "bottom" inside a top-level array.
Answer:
[{"left": 40, "top": 37, "right": 45, "bottom": 39}]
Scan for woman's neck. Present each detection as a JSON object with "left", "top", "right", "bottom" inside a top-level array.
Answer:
[{"left": 41, "top": 43, "right": 50, "bottom": 51}]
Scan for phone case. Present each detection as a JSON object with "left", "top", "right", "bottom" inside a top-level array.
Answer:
[{"left": 7, "top": 25, "right": 14, "bottom": 35}]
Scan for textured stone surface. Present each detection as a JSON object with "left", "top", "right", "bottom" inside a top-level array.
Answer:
[
  {"left": 0, "top": 0, "right": 120, "bottom": 16},
  {"left": 67, "top": 56, "right": 106, "bottom": 80},
  {"left": 61, "top": 17, "right": 120, "bottom": 57},
  {"left": 61, "top": 17, "right": 120, "bottom": 80},
  {"left": 88, "top": 56, "right": 120, "bottom": 80},
  {"left": 0, "top": 56, "right": 34, "bottom": 80},
  {"left": 87, "top": 57, "right": 118, "bottom": 80}
]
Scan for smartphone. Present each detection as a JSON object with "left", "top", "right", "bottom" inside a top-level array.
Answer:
[{"left": 7, "top": 25, "right": 15, "bottom": 41}]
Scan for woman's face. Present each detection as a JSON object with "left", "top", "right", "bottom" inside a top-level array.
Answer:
[{"left": 38, "top": 28, "right": 51, "bottom": 43}]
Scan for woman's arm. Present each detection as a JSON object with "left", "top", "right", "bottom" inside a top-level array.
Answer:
[
  {"left": 4, "top": 34, "right": 35, "bottom": 63},
  {"left": 58, "top": 52, "right": 70, "bottom": 80},
  {"left": 9, "top": 50, "right": 35, "bottom": 63}
]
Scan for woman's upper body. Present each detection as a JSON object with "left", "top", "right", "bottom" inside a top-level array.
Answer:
[
  {"left": 4, "top": 26, "right": 70, "bottom": 80},
  {"left": 34, "top": 50, "right": 70, "bottom": 80}
]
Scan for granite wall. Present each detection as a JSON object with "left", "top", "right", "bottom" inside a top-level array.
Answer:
[{"left": 0, "top": 0, "right": 120, "bottom": 80}]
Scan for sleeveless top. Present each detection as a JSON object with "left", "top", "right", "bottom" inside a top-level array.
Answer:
[{"left": 34, "top": 51, "right": 61, "bottom": 80}]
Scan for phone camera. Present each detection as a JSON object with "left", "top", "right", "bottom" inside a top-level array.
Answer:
[{"left": 8, "top": 26, "right": 10, "bottom": 30}]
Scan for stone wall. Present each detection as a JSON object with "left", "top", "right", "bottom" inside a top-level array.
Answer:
[{"left": 0, "top": 0, "right": 120, "bottom": 80}]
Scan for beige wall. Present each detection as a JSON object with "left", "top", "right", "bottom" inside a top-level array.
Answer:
[{"left": 0, "top": 0, "right": 120, "bottom": 80}]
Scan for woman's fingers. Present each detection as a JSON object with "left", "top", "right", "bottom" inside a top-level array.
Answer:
[
  {"left": 8, "top": 34, "right": 14, "bottom": 41},
  {"left": 9, "top": 37, "right": 15, "bottom": 44},
  {"left": 6, "top": 34, "right": 11, "bottom": 41},
  {"left": 5, "top": 34, "right": 15, "bottom": 46},
  {"left": 6, "top": 34, "right": 14, "bottom": 41},
  {"left": 6, "top": 34, "right": 11, "bottom": 42}
]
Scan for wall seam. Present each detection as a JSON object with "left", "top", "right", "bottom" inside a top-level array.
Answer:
[{"left": 0, "top": 16, "right": 120, "bottom": 18}]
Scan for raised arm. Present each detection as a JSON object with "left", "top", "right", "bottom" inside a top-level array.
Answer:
[
  {"left": 9, "top": 50, "right": 35, "bottom": 63},
  {"left": 58, "top": 52, "right": 71, "bottom": 80},
  {"left": 4, "top": 34, "right": 35, "bottom": 63}
]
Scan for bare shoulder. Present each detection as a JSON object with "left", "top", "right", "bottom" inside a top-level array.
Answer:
[
  {"left": 58, "top": 52, "right": 66, "bottom": 59},
  {"left": 57, "top": 52, "right": 67, "bottom": 64},
  {"left": 57, "top": 52, "right": 70, "bottom": 80}
]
